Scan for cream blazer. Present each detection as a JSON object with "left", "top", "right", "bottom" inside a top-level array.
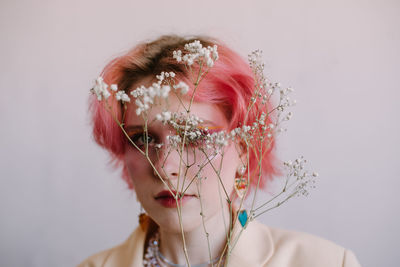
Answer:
[{"left": 78, "top": 220, "right": 361, "bottom": 267}]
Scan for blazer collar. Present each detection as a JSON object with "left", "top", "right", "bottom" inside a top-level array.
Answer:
[{"left": 130, "top": 218, "right": 274, "bottom": 267}]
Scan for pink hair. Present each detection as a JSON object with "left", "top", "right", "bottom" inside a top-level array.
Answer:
[{"left": 89, "top": 35, "right": 281, "bottom": 193}]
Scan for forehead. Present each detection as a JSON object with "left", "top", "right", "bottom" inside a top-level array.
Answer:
[{"left": 124, "top": 76, "right": 228, "bottom": 128}]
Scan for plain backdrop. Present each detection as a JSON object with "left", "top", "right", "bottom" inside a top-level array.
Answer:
[{"left": 0, "top": 0, "right": 399, "bottom": 266}]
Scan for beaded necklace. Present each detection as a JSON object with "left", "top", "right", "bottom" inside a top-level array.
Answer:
[{"left": 143, "top": 232, "right": 224, "bottom": 267}]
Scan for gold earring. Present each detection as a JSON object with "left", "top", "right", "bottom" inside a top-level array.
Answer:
[
  {"left": 138, "top": 205, "right": 149, "bottom": 231},
  {"left": 234, "top": 165, "right": 248, "bottom": 199}
]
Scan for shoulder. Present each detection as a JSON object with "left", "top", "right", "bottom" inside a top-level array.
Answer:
[
  {"left": 250, "top": 221, "right": 361, "bottom": 267},
  {"left": 262, "top": 223, "right": 361, "bottom": 267},
  {"left": 76, "top": 226, "right": 146, "bottom": 267},
  {"left": 268, "top": 224, "right": 343, "bottom": 253},
  {"left": 77, "top": 246, "right": 119, "bottom": 267}
]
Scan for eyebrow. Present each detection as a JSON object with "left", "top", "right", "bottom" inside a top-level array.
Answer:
[
  {"left": 196, "top": 119, "right": 222, "bottom": 129},
  {"left": 198, "top": 124, "right": 224, "bottom": 130},
  {"left": 124, "top": 125, "right": 144, "bottom": 133},
  {"left": 124, "top": 119, "right": 225, "bottom": 132}
]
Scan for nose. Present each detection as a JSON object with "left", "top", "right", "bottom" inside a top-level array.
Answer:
[{"left": 154, "top": 146, "right": 183, "bottom": 182}]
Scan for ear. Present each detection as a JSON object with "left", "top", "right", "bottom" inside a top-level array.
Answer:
[{"left": 236, "top": 140, "right": 248, "bottom": 167}]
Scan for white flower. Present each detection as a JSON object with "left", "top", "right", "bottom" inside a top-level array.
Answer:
[
  {"left": 156, "top": 72, "right": 165, "bottom": 82},
  {"left": 116, "top": 90, "right": 130, "bottom": 103},
  {"left": 155, "top": 143, "right": 164, "bottom": 149},
  {"left": 131, "top": 86, "right": 146, "bottom": 98},
  {"left": 285, "top": 112, "right": 293, "bottom": 121},
  {"left": 167, "top": 135, "right": 182, "bottom": 148},
  {"left": 203, "top": 131, "right": 228, "bottom": 149},
  {"left": 184, "top": 40, "right": 202, "bottom": 53},
  {"left": 188, "top": 131, "right": 197, "bottom": 140},
  {"left": 181, "top": 43, "right": 219, "bottom": 68},
  {"left": 173, "top": 50, "right": 182, "bottom": 62},
  {"left": 160, "top": 85, "right": 171, "bottom": 98},
  {"left": 174, "top": 81, "right": 189, "bottom": 95},
  {"left": 210, "top": 45, "right": 218, "bottom": 60},
  {"left": 202, "top": 47, "right": 216, "bottom": 67},
  {"left": 110, "top": 84, "right": 118, "bottom": 91},
  {"left": 183, "top": 54, "right": 196, "bottom": 66},
  {"left": 135, "top": 99, "right": 149, "bottom": 115},
  {"left": 135, "top": 99, "right": 143, "bottom": 107},
  {"left": 187, "top": 114, "right": 203, "bottom": 126},
  {"left": 121, "top": 94, "right": 130, "bottom": 102},
  {"left": 259, "top": 112, "right": 266, "bottom": 125},
  {"left": 102, "top": 89, "right": 111, "bottom": 100},
  {"left": 130, "top": 81, "right": 172, "bottom": 115},
  {"left": 91, "top": 77, "right": 111, "bottom": 101},
  {"left": 214, "top": 132, "right": 228, "bottom": 147},
  {"left": 242, "top": 125, "right": 251, "bottom": 133},
  {"left": 206, "top": 57, "right": 214, "bottom": 67},
  {"left": 177, "top": 41, "right": 219, "bottom": 68},
  {"left": 156, "top": 111, "right": 172, "bottom": 124},
  {"left": 143, "top": 95, "right": 153, "bottom": 105},
  {"left": 284, "top": 160, "right": 292, "bottom": 166}
]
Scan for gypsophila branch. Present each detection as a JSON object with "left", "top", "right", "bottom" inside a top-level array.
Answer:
[{"left": 90, "top": 40, "right": 318, "bottom": 267}]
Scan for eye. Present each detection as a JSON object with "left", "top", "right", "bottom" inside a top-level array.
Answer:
[{"left": 129, "top": 132, "right": 156, "bottom": 147}]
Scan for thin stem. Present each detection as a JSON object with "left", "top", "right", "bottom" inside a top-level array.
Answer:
[
  {"left": 198, "top": 149, "right": 230, "bottom": 201},
  {"left": 253, "top": 191, "right": 297, "bottom": 219},
  {"left": 253, "top": 173, "right": 299, "bottom": 212},
  {"left": 196, "top": 179, "right": 214, "bottom": 266},
  {"left": 249, "top": 139, "right": 263, "bottom": 216},
  {"left": 175, "top": 199, "right": 192, "bottom": 267},
  {"left": 181, "top": 152, "right": 216, "bottom": 195},
  {"left": 104, "top": 103, "right": 145, "bottom": 156}
]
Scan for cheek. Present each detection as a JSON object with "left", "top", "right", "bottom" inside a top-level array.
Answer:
[
  {"left": 219, "top": 146, "right": 241, "bottom": 192},
  {"left": 124, "top": 150, "right": 150, "bottom": 184},
  {"left": 201, "top": 146, "right": 239, "bottom": 196}
]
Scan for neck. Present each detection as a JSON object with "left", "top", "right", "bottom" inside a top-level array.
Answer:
[{"left": 158, "top": 205, "right": 231, "bottom": 266}]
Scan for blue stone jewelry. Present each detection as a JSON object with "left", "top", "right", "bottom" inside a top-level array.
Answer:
[{"left": 238, "top": 210, "right": 248, "bottom": 228}]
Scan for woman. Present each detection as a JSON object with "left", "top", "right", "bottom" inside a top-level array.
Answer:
[{"left": 79, "top": 35, "right": 361, "bottom": 267}]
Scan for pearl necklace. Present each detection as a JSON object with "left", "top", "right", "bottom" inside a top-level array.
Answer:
[{"left": 143, "top": 232, "right": 224, "bottom": 267}]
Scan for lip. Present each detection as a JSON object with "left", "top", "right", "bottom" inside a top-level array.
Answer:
[{"left": 154, "top": 190, "right": 195, "bottom": 208}]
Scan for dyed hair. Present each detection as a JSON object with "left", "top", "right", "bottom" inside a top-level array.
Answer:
[{"left": 90, "top": 35, "right": 280, "bottom": 193}]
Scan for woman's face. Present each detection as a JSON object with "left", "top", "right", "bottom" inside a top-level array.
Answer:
[{"left": 123, "top": 77, "right": 242, "bottom": 233}]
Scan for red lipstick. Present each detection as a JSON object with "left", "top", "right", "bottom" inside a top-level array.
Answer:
[{"left": 154, "top": 190, "right": 195, "bottom": 208}]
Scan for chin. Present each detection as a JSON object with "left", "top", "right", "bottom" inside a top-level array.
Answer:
[{"left": 149, "top": 209, "right": 203, "bottom": 233}]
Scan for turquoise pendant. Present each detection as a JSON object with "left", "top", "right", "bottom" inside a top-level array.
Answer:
[{"left": 238, "top": 210, "right": 248, "bottom": 228}]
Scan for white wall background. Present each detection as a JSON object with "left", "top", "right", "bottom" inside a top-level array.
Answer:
[{"left": 0, "top": 0, "right": 398, "bottom": 266}]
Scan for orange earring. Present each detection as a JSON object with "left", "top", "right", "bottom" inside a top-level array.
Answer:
[
  {"left": 138, "top": 205, "right": 150, "bottom": 231},
  {"left": 234, "top": 165, "right": 248, "bottom": 199}
]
